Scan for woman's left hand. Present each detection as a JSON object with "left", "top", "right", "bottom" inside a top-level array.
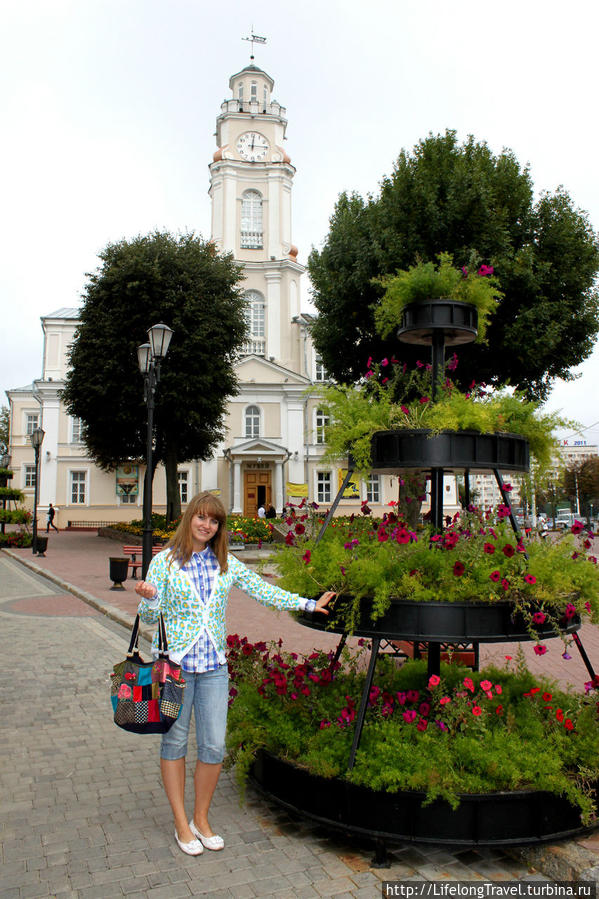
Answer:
[{"left": 314, "top": 591, "right": 336, "bottom": 615}]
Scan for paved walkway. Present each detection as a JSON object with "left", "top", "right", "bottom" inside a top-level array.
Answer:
[{"left": 2, "top": 532, "right": 599, "bottom": 895}]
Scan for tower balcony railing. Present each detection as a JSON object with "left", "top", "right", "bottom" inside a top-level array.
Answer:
[
  {"left": 241, "top": 231, "right": 263, "bottom": 249},
  {"left": 241, "top": 337, "right": 266, "bottom": 356}
]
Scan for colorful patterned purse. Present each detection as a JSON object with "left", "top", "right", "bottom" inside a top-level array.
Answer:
[{"left": 110, "top": 614, "right": 185, "bottom": 734}]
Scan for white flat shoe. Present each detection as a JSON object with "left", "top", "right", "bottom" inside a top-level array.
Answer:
[
  {"left": 189, "top": 819, "right": 224, "bottom": 851},
  {"left": 175, "top": 830, "right": 204, "bottom": 856}
]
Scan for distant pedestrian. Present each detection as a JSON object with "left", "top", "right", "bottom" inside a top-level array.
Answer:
[
  {"left": 135, "top": 491, "right": 334, "bottom": 856},
  {"left": 46, "top": 503, "right": 59, "bottom": 533},
  {"left": 265, "top": 504, "right": 276, "bottom": 519},
  {"left": 257, "top": 503, "right": 266, "bottom": 519}
]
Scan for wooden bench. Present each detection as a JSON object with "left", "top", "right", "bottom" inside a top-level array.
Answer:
[{"left": 122, "top": 545, "right": 163, "bottom": 579}]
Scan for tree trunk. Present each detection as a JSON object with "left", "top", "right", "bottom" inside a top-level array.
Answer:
[{"left": 164, "top": 446, "right": 182, "bottom": 524}]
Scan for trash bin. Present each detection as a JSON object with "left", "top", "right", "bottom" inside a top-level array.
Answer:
[
  {"left": 35, "top": 536, "right": 48, "bottom": 556},
  {"left": 109, "top": 557, "right": 129, "bottom": 590}
]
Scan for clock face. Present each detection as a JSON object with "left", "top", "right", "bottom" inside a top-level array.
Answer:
[{"left": 236, "top": 131, "right": 269, "bottom": 162}]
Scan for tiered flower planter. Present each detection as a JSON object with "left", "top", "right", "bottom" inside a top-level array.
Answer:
[{"left": 250, "top": 299, "right": 597, "bottom": 847}]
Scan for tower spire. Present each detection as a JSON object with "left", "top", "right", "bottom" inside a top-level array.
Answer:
[{"left": 242, "top": 28, "right": 267, "bottom": 61}]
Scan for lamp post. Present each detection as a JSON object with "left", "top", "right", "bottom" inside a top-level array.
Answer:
[
  {"left": 137, "top": 323, "right": 173, "bottom": 579},
  {"left": 30, "top": 426, "right": 45, "bottom": 554}
]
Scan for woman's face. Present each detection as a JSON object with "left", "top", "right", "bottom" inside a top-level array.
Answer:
[{"left": 190, "top": 511, "right": 220, "bottom": 550}]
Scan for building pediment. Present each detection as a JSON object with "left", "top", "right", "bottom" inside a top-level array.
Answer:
[
  {"left": 227, "top": 437, "right": 288, "bottom": 459},
  {"left": 236, "top": 354, "right": 309, "bottom": 385}
]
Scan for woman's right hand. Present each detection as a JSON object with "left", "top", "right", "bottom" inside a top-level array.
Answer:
[{"left": 135, "top": 581, "right": 157, "bottom": 600}]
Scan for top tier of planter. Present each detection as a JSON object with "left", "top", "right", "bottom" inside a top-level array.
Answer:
[
  {"left": 360, "top": 428, "right": 530, "bottom": 475},
  {"left": 397, "top": 299, "right": 478, "bottom": 346}
]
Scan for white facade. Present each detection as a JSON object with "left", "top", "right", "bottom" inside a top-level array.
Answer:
[{"left": 6, "top": 61, "right": 465, "bottom": 528}]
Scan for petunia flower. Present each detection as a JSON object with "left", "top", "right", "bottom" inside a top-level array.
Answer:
[
  {"left": 472, "top": 706, "right": 483, "bottom": 716},
  {"left": 534, "top": 644, "right": 548, "bottom": 656},
  {"left": 532, "top": 611, "right": 546, "bottom": 624},
  {"left": 453, "top": 561, "right": 465, "bottom": 577},
  {"left": 483, "top": 543, "right": 495, "bottom": 554},
  {"left": 489, "top": 570, "right": 501, "bottom": 582},
  {"left": 524, "top": 574, "right": 537, "bottom": 585},
  {"left": 428, "top": 674, "right": 441, "bottom": 688},
  {"left": 502, "top": 544, "right": 515, "bottom": 557},
  {"left": 480, "top": 680, "right": 492, "bottom": 691}
]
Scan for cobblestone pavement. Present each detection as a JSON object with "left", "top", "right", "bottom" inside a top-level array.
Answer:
[{"left": 1, "top": 545, "right": 598, "bottom": 896}]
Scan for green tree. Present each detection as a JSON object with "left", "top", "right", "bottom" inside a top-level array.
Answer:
[
  {"left": 63, "top": 231, "right": 247, "bottom": 522},
  {"left": 309, "top": 131, "right": 599, "bottom": 399},
  {"left": 0, "top": 405, "right": 9, "bottom": 455}
]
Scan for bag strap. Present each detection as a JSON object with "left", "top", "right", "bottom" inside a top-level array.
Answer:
[{"left": 126, "top": 612, "right": 169, "bottom": 658}]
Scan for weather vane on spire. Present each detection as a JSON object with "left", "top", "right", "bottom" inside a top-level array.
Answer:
[{"left": 242, "top": 28, "right": 267, "bottom": 61}]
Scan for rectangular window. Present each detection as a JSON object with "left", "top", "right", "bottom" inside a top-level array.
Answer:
[
  {"left": 315, "top": 410, "right": 329, "bottom": 445},
  {"left": 315, "top": 357, "right": 328, "bottom": 382},
  {"left": 26, "top": 413, "right": 39, "bottom": 436},
  {"left": 317, "top": 471, "right": 331, "bottom": 504},
  {"left": 24, "top": 464, "right": 36, "bottom": 488},
  {"left": 120, "top": 493, "right": 136, "bottom": 504},
  {"left": 178, "top": 471, "right": 189, "bottom": 505},
  {"left": 71, "top": 417, "right": 83, "bottom": 443},
  {"left": 70, "top": 471, "right": 87, "bottom": 504},
  {"left": 366, "top": 474, "right": 380, "bottom": 504}
]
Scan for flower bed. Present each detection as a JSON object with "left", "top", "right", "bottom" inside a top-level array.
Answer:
[
  {"left": 226, "top": 637, "right": 599, "bottom": 826},
  {"left": 0, "top": 530, "right": 33, "bottom": 548},
  {"left": 109, "top": 513, "right": 275, "bottom": 546}
]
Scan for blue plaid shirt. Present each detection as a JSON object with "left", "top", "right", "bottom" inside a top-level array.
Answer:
[{"left": 180, "top": 547, "right": 220, "bottom": 673}]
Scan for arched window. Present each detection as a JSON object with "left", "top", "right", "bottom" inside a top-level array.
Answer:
[
  {"left": 245, "top": 405, "right": 261, "bottom": 439},
  {"left": 242, "top": 290, "right": 265, "bottom": 355},
  {"left": 241, "top": 190, "right": 263, "bottom": 248}
]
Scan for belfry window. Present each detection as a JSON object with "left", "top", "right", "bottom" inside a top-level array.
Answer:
[
  {"left": 245, "top": 405, "right": 261, "bottom": 439},
  {"left": 241, "top": 190, "right": 263, "bottom": 249},
  {"left": 241, "top": 290, "right": 265, "bottom": 356}
]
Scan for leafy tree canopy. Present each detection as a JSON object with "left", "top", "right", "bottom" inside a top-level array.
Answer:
[
  {"left": 308, "top": 131, "right": 599, "bottom": 399},
  {"left": 0, "top": 406, "right": 9, "bottom": 455},
  {"left": 63, "top": 231, "right": 247, "bottom": 519}
]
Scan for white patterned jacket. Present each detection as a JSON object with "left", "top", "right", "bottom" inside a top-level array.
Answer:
[{"left": 137, "top": 548, "right": 311, "bottom": 664}]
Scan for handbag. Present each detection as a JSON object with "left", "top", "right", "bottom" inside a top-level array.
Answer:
[{"left": 110, "top": 613, "right": 186, "bottom": 734}]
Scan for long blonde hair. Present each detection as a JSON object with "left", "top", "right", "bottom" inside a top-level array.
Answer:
[{"left": 167, "top": 491, "right": 229, "bottom": 571}]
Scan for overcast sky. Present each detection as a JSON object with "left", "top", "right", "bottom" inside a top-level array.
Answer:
[{"left": 2, "top": 0, "right": 598, "bottom": 446}]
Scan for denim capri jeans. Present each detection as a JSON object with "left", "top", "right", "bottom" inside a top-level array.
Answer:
[{"left": 161, "top": 664, "right": 229, "bottom": 763}]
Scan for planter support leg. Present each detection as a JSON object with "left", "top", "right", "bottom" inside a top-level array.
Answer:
[
  {"left": 315, "top": 466, "right": 355, "bottom": 545},
  {"left": 347, "top": 636, "right": 381, "bottom": 771},
  {"left": 494, "top": 469, "right": 527, "bottom": 554},
  {"left": 571, "top": 632, "right": 598, "bottom": 682},
  {"left": 371, "top": 837, "right": 391, "bottom": 868},
  {"left": 329, "top": 634, "right": 347, "bottom": 674},
  {"left": 427, "top": 641, "right": 441, "bottom": 678}
]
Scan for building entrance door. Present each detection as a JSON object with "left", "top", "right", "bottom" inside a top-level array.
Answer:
[{"left": 244, "top": 469, "right": 272, "bottom": 518}]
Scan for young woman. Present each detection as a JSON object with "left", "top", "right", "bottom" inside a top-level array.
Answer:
[{"left": 135, "top": 491, "right": 334, "bottom": 856}]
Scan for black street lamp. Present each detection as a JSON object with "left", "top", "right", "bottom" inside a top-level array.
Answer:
[
  {"left": 137, "top": 323, "right": 173, "bottom": 579},
  {"left": 30, "top": 426, "right": 45, "bottom": 554}
]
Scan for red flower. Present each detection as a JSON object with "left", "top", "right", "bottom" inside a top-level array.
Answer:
[
  {"left": 501, "top": 578, "right": 510, "bottom": 591},
  {"left": 556, "top": 709, "right": 564, "bottom": 722},
  {"left": 285, "top": 532, "right": 295, "bottom": 546},
  {"left": 453, "top": 561, "right": 465, "bottom": 577},
  {"left": 502, "top": 544, "right": 515, "bottom": 558},
  {"left": 295, "top": 523, "right": 305, "bottom": 535},
  {"left": 534, "top": 645, "right": 548, "bottom": 656},
  {"left": 417, "top": 718, "right": 428, "bottom": 731},
  {"left": 571, "top": 521, "right": 584, "bottom": 535},
  {"left": 489, "top": 570, "right": 501, "bottom": 582},
  {"left": 532, "top": 611, "right": 546, "bottom": 624},
  {"left": 302, "top": 550, "right": 311, "bottom": 565},
  {"left": 483, "top": 543, "right": 495, "bottom": 554},
  {"left": 524, "top": 574, "right": 537, "bottom": 585},
  {"left": 495, "top": 705, "right": 504, "bottom": 716},
  {"left": 472, "top": 706, "right": 483, "bottom": 716},
  {"left": 564, "top": 718, "right": 574, "bottom": 731}
]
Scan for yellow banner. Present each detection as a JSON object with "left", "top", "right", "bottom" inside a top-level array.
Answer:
[
  {"left": 338, "top": 469, "right": 360, "bottom": 499},
  {"left": 286, "top": 481, "right": 309, "bottom": 497}
]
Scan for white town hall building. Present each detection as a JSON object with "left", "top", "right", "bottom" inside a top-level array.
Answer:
[{"left": 8, "top": 60, "right": 427, "bottom": 528}]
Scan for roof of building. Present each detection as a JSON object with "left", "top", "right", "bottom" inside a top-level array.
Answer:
[{"left": 43, "top": 307, "right": 80, "bottom": 320}]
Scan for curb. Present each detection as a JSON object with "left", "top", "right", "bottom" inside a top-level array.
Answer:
[{"left": 3, "top": 546, "right": 598, "bottom": 881}]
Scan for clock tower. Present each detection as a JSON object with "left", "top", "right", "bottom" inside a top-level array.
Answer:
[{"left": 209, "top": 62, "right": 304, "bottom": 365}]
